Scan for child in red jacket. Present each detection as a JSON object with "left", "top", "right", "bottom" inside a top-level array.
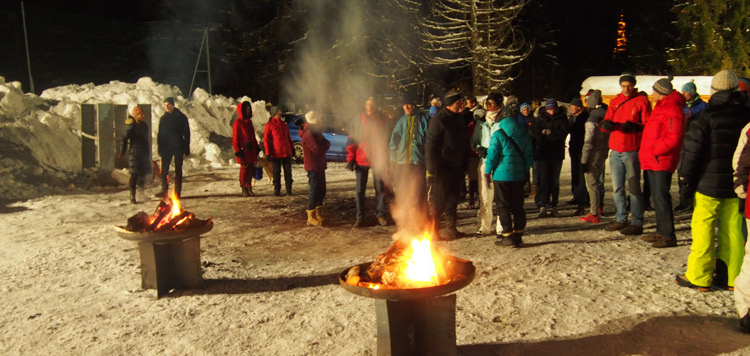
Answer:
[{"left": 301, "top": 111, "right": 330, "bottom": 226}]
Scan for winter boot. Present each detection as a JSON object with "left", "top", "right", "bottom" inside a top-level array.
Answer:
[
  {"left": 495, "top": 233, "right": 515, "bottom": 247},
  {"left": 129, "top": 188, "right": 137, "bottom": 204},
  {"left": 242, "top": 187, "right": 250, "bottom": 197},
  {"left": 352, "top": 217, "right": 363, "bottom": 228},
  {"left": 286, "top": 185, "right": 293, "bottom": 196},
  {"left": 742, "top": 313, "right": 750, "bottom": 334},
  {"left": 246, "top": 186, "right": 255, "bottom": 196},
  {"left": 136, "top": 187, "right": 147, "bottom": 202},
  {"left": 306, "top": 210, "right": 321, "bottom": 226},
  {"left": 314, "top": 206, "right": 325, "bottom": 224},
  {"left": 512, "top": 231, "right": 524, "bottom": 247}
]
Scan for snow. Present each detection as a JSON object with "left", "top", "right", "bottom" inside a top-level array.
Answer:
[{"left": 2, "top": 77, "right": 750, "bottom": 355}]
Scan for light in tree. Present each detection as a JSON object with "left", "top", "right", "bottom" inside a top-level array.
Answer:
[{"left": 613, "top": 10, "right": 627, "bottom": 58}]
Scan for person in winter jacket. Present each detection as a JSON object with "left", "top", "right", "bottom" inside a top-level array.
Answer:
[
  {"left": 470, "top": 93, "right": 504, "bottom": 237},
  {"left": 300, "top": 111, "right": 330, "bottom": 227},
  {"left": 428, "top": 97, "right": 442, "bottom": 117},
  {"left": 347, "top": 97, "right": 389, "bottom": 227},
  {"left": 674, "top": 80, "right": 709, "bottom": 212},
  {"left": 638, "top": 78, "right": 686, "bottom": 248},
  {"left": 600, "top": 73, "right": 651, "bottom": 235},
  {"left": 484, "top": 102, "right": 533, "bottom": 247},
  {"left": 156, "top": 97, "right": 190, "bottom": 198},
  {"left": 532, "top": 98, "right": 569, "bottom": 217},
  {"left": 677, "top": 69, "right": 750, "bottom": 295},
  {"left": 389, "top": 93, "right": 430, "bottom": 232},
  {"left": 425, "top": 90, "right": 467, "bottom": 239},
  {"left": 264, "top": 109, "right": 295, "bottom": 196},
  {"left": 579, "top": 90, "right": 609, "bottom": 223},
  {"left": 568, "top": 97, "right": 589, "bottom": 215},
  {"left": 118, "top": 106, "right": 151, "bottom": 204},
  {"left": 518, "top": 102, "right": 533, "bottom": 128},
  {"left": 733, "top": 124, "right": 750, "bottom": 334},
  {"left": 232, "top": 101, "right": 259, "bottom": 197},
  {"left": 464, "top": 96, "right": 484, "bottom": 208}
]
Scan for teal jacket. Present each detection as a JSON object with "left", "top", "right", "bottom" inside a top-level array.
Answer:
[
  {"left": 484, "top": 116, "right": 534, "bottom": 182},
  {"left": 389, "top": 111, "right": 430, "bottom": 165}
]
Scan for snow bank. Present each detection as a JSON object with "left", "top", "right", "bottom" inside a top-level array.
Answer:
[
  {"left": 580, "top": 75, "right": 714, "bottom": 97},
  {"left": 0, "top": 77, "right": 271, "bottom": 201}
]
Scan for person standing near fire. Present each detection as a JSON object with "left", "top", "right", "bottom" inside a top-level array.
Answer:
[
  {"left": 347, "top": 97, "right": 390, "bottom": 228},
  {"left": 301, "top": 111, "right": 330, "bottom": 227},
  {"left": 425, "top": 90, "right": 467, "bottom": 240},
  {"left": 119, "top": 106, "right": 151, "bottom": 204},
  {"left": 155, "top": 97, "right": 190, "bottom": 198},
  {"left": 232, "top": 101, "right": 259, "bottom": 197},
  {"left": 264, "top": 108, "right": 295, "bottom": 196}
]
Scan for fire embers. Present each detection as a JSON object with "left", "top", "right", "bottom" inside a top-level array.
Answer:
[
  {"left": 124, "top": 192, "right": 211, "bottom": 233},
  {"left": 345, "top": 231, "right": 468, "bottom": 289}
]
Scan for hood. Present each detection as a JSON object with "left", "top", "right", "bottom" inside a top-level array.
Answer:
[
  {"left": 237, "top": 102, "right": 252, "bottom": 120},
  {"left": 585, "top": 89, "right": 603, "bottom": 108},
  {"left": 708, "top": 89, "right": 749, "bottom": 107},
  {"left": 657, "top": 90, "right": 687, "bottom": 109}
]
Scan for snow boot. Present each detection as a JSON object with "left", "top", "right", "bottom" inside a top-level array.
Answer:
[
  {"left": 306, "top": 210, "right": 321, "bottom": 226},
  {"left": 242, "top": 187, "right": 250, "bottom": 197},
  {"left": 512, "top": 231, "right": 524, "bottom": 247},
  {"left": 129, "top": 188, "right": 137, "bottom": 204},
  {"left": 286, "top": 185, "right": 293, "bottom": 196},
  {"left": 246, "top": 186, "right": 255, "bottom": 196},
  {"left": 314, "top": 206, "right": 325, "bottom": 224},
  {"left": 495, "top": 233, "right": 515, "bottom": 247}
]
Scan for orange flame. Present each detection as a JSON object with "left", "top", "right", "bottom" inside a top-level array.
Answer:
[
  {"left": 152, "top": 190, "right": 184, "bottom": 230},
  {"left": 402, "top": 230, "right": 444, "bottom": 287}
]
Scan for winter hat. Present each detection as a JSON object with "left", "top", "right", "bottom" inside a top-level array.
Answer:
[
  {"left": 443, "top": 90, "right": 462, "bottom": 106},
  {"left": 486, "top": 93, "right": 503, "bottom": 106},
  {"left": 585, "top": 89, "right": 603, "bottom": 108},
  {"left": 711, "top": 69, "right": 739, "bottom": 94},
  {"left": 163, "top": 97, "right": 175, "bottom": 105},
  {"left": 681, "top": 81, "right": 698, "bottom": 96},
  {"left": 505, "top": 95, "right": 519, "bottom": 105},
  {"left": 305, "top": 111, "right": 320, "bottom": 125},
  {"left": 738, "top": 77, "right": 750, "bottom": 93},
  {"left": 402, "top": 92, "right": 417, "bottom": 105},
  {"left": 619, "top": 72, "right": 636, "bottom": 85},
  {"left": 652, "top": 77, "right": 674, "bottom": 95},
  {"left": 545, "top": 98, "right": 557, "bottom": 110},
  {"left": 569, "top": 97, "right": 583, "bottom": 107},
  {"left": 501, "top": 102, "right": 519, "bottom": 118},
  {"left": 520, "top": 102, "right": 531, "bottom": 112}
]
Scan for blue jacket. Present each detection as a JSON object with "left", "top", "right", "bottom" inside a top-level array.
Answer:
[
  {"left": 389, "top": 111, "right": 430, "bottom": 165},
  {"left": 485, "top": 116, "right": 533, "bottom": 182}
]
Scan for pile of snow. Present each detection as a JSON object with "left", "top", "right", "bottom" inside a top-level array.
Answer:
[
  {"left": 0, "top": 76, "right": 271, "bottom": 201},
  {"left": 580, "top": 75, "right": 714, "bottom": 97}
]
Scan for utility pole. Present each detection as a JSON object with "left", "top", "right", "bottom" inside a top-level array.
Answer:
[
  {"left": 21, "top": 1, "right": 35, "bottom": 93},
  {"left": 189, "top": 27, "right": 212, "bottom": 96}
]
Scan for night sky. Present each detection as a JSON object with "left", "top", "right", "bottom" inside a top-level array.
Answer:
[{"left": 0, "top": 0, "right": 673, "bottom": 104}]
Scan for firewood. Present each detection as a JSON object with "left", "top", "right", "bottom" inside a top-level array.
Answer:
[
  {"left": 155, "top": 211, "right": 190, "bottom": 232},
  {"left": 126, "top": 212, "right": 150, "bottom": 232}
]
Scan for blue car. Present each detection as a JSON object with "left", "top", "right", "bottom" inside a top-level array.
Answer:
[{"left": 286, "top": 114, "right": 349, "bottom": 163}]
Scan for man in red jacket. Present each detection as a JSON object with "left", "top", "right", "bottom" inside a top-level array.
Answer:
[
  {"left": 638, "top": 78, "right": 685, "bottom": 248},
  {"left": 264, "top": 109, "right": 295, "bottom": 196},
  {"left": 600, "top": 73, "right": 652, "bottom": 235},
  {"left": 232, "top": 101, "right": 259, "bottom": 197}
]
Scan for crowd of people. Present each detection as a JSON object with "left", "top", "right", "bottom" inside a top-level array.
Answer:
[{"left": 117, "top": 69, "right": 750, "bottom": 333}]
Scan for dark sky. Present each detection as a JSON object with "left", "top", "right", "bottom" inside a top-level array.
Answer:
[{"left": 0, "top": 0, "right": 670, "bottom": 102}]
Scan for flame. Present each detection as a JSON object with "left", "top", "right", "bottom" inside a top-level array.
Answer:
[
  {"left": 151, "top": 190, "right": 184, "bottom": 230},
  {"left": 402, "top": 230, "right": 443, "bottom": 287}
]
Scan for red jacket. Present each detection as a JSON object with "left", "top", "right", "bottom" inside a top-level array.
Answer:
[
  {"left": 232, "top": 104, "right": 258, "bottom": 165},
  {"left": 639, "top": 90, "right": 686, "bottom": 172},
  {"left": 263, "top": 116, "right": 293, "bottom": 159},
  {"left": 346, "top": 111, "right": 386, "bottom": 166},
  {"left": 301, "top": 123, "right": 330, "bottom": 171},
  {"left": 603, "top": 91, "right": 652, "bottom": 152}
]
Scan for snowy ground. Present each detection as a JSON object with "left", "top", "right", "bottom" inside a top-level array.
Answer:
[{"left": 2, "top": 161, "right": 750, "bottom": 356}]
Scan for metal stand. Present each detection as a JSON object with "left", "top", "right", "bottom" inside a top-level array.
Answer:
[
  {"left": 374, "top": 294, "right": 457, "bottom": 356},
  {"left": 138, "top": 235, "right": 204, "bottom": 298}
]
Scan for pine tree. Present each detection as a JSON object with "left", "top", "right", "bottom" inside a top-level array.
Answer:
[
  {"left": 669, "top": 0, "right": 750, "bottom": 76},
  {"left": 421, "top": 0, "right": 531, "bottom": 94}
]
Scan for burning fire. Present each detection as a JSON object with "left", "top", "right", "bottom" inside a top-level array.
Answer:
[
  {"left": 123, "top": 190, "right": 212, "bottom": 233},
  {"left": 151, "top": 191, "right": 185, "bottom": 230},
  {"left": 347, "top": 228, "right": 450, "bottom": 289}
]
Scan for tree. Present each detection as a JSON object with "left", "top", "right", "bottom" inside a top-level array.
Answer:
[
  {"left": 668, "top": 0, "right": 750, "bottom": 76},
  {"left": 420, "top": 0, "right": 531, "bottom": 94}
]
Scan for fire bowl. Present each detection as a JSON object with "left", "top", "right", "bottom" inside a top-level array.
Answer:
[
  {"left": 339, "top": 258, "right": 475, "bottom": 301},
  {"left": 114, "top": 220, "right": 213, "bottom": 242}
]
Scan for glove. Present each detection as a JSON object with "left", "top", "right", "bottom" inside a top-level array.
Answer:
[
  {"left": 346, "top": 160, "right": 357, "bottom": 171},
  {"left": 580, "top": 164, "right": 589, "bottom": 173},
  {"left": 542, "top": 129, "right": 551, "bottom": 135},
  {"left": 600, "top": 120, "right": 614, "bottom": 131},
  {"left": 483, "top": 173, "right": 492, "bottom": 186},
  {"left": 476, "top": 147, "right": 488, "bottom": 158},
  {"left": 621, "top": 121, "right": 640, "bottom": 133}
]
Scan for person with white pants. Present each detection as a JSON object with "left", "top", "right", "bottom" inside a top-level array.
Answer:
[{"left": 471, "top": 93, "right": 505, "bottom": 236}]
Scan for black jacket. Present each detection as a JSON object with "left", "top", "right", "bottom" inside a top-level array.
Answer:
[
  {"left": 568, "top": 110, "right": 589, "bottom": 157},
  {"left": 425, "top": 107, "right": 467, "bottom": 174},
  {"left": 120, "top": 117, "right": 152, "bottom": 175},
  {"left": 532, "top": 109, "right": 569, "bottom": 161},
  {"left": 679, "top": 90, "right": 750, "bottom": 198},
  {"left": 157, "top": 108, "right": 190, "bottom": 156}
]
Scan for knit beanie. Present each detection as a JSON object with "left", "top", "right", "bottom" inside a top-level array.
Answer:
[
  {"left": 711, "top": 69, "right": 739, "bottom": 94},
  {"left": 305, "top": 111, "right": 320, "bottom": 125},
  {"left": 520, "top": 102, "right": 531, "bottom": 112},
  {"left": 619, "top": 72, "right": 636, "bottom": 85},
  {"left": 443, "top": 90, "right": 462, "bottom": 106},
  {"left": 652, "top": 77, "right": 674, "bottom": 96},
  {"left": 402, "top": 92, "right": 416, "bottom": 105},
  {"left": 163, "top": 97, "right": 175, "bottom": 105},
  {"left": 545, "top": 98, "right": 557, "bottom": 110},
  {"left": 585, "top": 89, "right": 603, "bottom": 108},
  {"left": 569, "top": 97, "right": 583, "bottom": 107},
  {"left": 681, "top": 81, "right": 698, "bottom": 96}
]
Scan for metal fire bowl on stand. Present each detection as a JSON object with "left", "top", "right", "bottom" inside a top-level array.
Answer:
[
  {"left": 114, "top": 221, "right": 213, "bottom": 242},
  {"left": 339, "top": 258, "right": 475, "bottom": 300}
]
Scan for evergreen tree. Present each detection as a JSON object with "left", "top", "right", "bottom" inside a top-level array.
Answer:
[{"left": 669, "top": 0, "right": 750, "bottom": 76}]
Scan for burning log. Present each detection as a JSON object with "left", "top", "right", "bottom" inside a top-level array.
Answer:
[{"left": 121, "top": 193, "right": 211, "bottom": 233}]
